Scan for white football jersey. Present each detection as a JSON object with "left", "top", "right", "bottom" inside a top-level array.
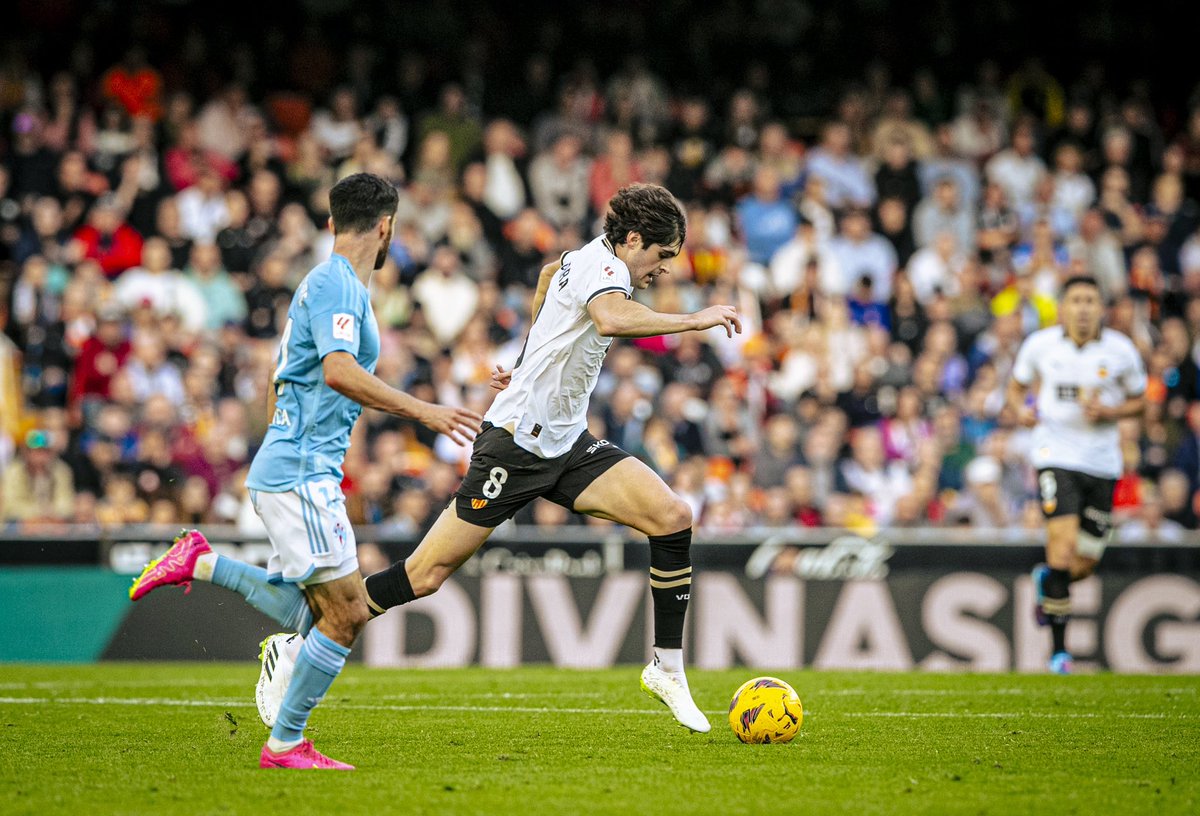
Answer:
[
  {"left": 1011, "top": 326, "right": 1146, "bottom": 479},
  {"left": 486, "top": 235, "right": 633, "bottom": 458}
]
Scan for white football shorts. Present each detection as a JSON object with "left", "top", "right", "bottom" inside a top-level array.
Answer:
[{"left": 249, "top": 478, "right": 358, "bottom": 587}]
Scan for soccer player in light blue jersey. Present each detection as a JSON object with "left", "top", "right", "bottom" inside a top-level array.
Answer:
[{"left": 130, "top": 173, "right": 482, "bottom": 769}]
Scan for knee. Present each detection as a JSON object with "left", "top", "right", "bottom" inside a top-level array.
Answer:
[{"left": 647, "top": 498, "right": 693, "bottom": 538}]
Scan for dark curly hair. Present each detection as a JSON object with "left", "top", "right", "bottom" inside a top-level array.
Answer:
[
  {"left": 328, "top": 172, "right": 400, "bottom": 234},
  {"left": 603, "top": 183, "right": 687, "bottom": 249}
]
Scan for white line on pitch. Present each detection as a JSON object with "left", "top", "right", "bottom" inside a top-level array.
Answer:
[{"left": 0, "top": 696, "right": 1194, "bottom": 720}]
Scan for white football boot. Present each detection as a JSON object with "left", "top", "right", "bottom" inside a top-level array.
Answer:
[
  {"left": 256, "top": 633, "right": 299, "bottom": 728},
  {"left": 640, "top": 659, "right": 711, "bottom": 733}
]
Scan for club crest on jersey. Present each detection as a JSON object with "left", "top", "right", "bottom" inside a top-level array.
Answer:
[
  {"left": 1098, "top": 363, "right": 1108, "bottom": 379},
  {"left": 471, "top": 498, "right": 489, "bottom": 510},
  {"left": 333, "top": 313, "right": 354, "bottom": 341},
  {"left": 333, "top": 522, "right": 346, "bottom": 547}
]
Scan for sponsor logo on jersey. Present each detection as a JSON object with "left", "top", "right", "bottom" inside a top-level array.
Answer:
[
  {"left": 271, "top": 407, "right": 291, "bottom": 427},
  {"left": 604, "top": 265, "right": 615, "bottom": 277},
  {"left": 333, "top": 313, "right": 354, "bottom": 341},
  {"left": 471, "top": 498, "right": 489, "bottom": 510},
  {"left": 586, "top": 439, "right": 611, "bottom": 454}
]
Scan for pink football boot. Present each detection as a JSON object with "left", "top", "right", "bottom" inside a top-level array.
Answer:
[
  {"left": 128, "top": 529, "right": 212, "bottom": 601},
  {"left": 260, "top": 740, "right": 355, "bottom": 770}
]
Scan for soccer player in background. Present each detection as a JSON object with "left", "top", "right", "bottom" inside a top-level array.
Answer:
[
  {"left": 1006, "top": 275, "right": 1146, "bottom": 674},
  {"left": 260, "top": 183, "right": 741, "bottom": 734},
  {"left": 128, "top": 173, "right": 482, "bottom": 769}
]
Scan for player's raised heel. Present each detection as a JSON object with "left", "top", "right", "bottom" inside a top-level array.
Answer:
[
  {"left": 640, "top": 662, "right": 711, "bottom": 733},
  {"left": 256, "top": 633, "right": 299, "bottom": 728},
  {"left": 128, "top": 529, "right": 212, "bottom": 601},
  {"left": 1049, "top": 651, "right": 1074, "bottom": 675},
  {"left": 259, "top": 740, "right": 354, "bottom": 770},
  {"left": 1031, "top": 564, "right": 1050, "bottom": 627}
]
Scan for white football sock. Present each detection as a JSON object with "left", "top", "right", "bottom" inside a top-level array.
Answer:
[
  {"left": 193, "top": 552, "right": 217, "bottom": 582},
  {"left": 654, "top": 647, "right": 684, "bottom": 674},
  {"left": 266, "top": 736, "right": 302, "bottom": 753}
]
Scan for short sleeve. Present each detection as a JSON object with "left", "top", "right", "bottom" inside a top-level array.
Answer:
[
  {"left": 1011, "top": 333, "right": 1040, "bottom": 385},
  {"left": 1120, "top": 341, "right": 1148, "bottom": 397},
  {"left": 308, "top": 271, "right": 364, "bottom": 359},
  {"left": 582, "top": 257, "right": 632, "bottom": 306}
]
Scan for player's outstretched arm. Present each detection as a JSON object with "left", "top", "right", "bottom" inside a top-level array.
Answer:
[
  {"left": 322, "top": 352, "right": 482, "bottom": 445},
  {"left": 588, "top": 293, "right": 742, "bottom": 339}
]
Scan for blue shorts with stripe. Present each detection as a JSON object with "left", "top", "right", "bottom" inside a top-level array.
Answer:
[{"left": 248, "top": 478, "right": 358, "bottom": 586}]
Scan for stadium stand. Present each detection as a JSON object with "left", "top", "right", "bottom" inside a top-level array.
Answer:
[{"left": 2, "top": 2, "right": 1200, "bottom": 542}]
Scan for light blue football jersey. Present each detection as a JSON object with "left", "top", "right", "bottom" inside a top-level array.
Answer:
[{"left": 246, "top": 254, "right": 379, "bottom": 491}]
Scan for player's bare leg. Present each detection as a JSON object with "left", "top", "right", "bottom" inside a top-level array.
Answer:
[
  {"left": 1038, "top": 515, "right": 1078, "bottom": 674},
  {"left": 364, "top": 504, "right": 494, "bottom": 610},
  {"left": 259, "top": 506, "right": 493, "bottom": 728},
  {"left": 261, "top": 573, "right": 369, "bottom": 770},
  {"left": 572, "top": 457, "right": 710, "bottom": 733},
  {"left": 1070, "top": 553, "right": 1100, "bottom": 581}
]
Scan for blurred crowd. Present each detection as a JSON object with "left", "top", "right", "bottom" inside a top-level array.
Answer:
[{"left": 3, "top": 38, "right": 1200, "bottom": 543}]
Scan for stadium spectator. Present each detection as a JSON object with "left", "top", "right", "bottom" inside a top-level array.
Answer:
[
  {"left": 411, "top": 245, "right": 480, "bottom": 348},
  {"left": 529, "top": 132, "right": 591, "bottom": 231},
  {"left": 113, "top": 237, "right": 207, "bottom": 332},
  {"left": 71, "top": 196, "right": 144, "bottom": 278},
  {"left": 806, "top": 122, "right": 875, "bottom": 210},
  {"left": 185, "top": 242, "right": 246, "bottom": 331},
  {"left": 986, "top": 120, "right": 1046, "bottom": 210},
  {"left": 737, "top": 166, "right": 798, "bottom": 266},
  {"left": 913, "top": 177, "right": 974, "bottom": 251},
  {"left": 826, "top": 208, "right": 898, "bottom": 301},
  {"left": 1, "top": 430, "right": 74, "bottom": 524},
  {"left": 176, "top": 167, "right": 231, "bottom": 242}
]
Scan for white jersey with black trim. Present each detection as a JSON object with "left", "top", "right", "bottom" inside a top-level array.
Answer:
[
  {"left": 1011, "top": 326, "right": 1146, "bottom": 479},
  {"left": 485, "top": 235, "right": 633, "bottom": 458}
]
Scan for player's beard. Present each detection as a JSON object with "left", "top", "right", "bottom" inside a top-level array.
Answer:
[{"left": 373, "top": 238, "right": 389, "bottom": 270}]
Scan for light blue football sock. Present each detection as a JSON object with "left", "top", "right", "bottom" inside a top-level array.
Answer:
[
  {"left": 211, "top": 556, "right": 313, "bottom": 634},
  {"left": 270, "top": 628, "right": 350, "bottom": 744}
]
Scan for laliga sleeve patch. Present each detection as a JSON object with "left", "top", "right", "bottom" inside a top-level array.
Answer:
[{"left": 332, "top": 313, "right": 355, "bottom": 341}]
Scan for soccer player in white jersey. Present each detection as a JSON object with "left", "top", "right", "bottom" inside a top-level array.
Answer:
[
  {"left": 259, "top": 183, "right": 741, "bottom": 733},
  {"left": 128, "top": 173, "right": 482, "bottom": 768},
  {"left": 1006, "top": 275, "right": 1146, "bottom": 674}
]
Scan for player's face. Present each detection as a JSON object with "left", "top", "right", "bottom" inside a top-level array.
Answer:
[
  {"left": 1061, "top": 285, "right": 1102, "bottom": 340},
  {"left": 627, "top": 233, "right": 682, "bottom": 288},
  {"left": 374, "top": 215, "right": 394, "bottom": 271}
]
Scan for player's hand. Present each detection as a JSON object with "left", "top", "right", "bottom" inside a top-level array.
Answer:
[
  {"left": 694, "top": 305, "right": 742, "bottom": 338},
  {"left": 490, "top": 364, "right": 513, "bottom": 391},
  {"left": 1015, "top": 405, "right": 1038, "bottom": 428},
  {"left": 1082, "top": 397, "right": 1109, "bottom": 424},
  {"left": 415, "top": 402, "right": 483, "bottom": 446}
]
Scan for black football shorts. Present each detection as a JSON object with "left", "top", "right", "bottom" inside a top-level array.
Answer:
[
  {"left": 1036, "top": 466, "right": 1117, "bottom": 539},
  {"left": 454, "top": 422, "right": 632, "bottom": 527}
]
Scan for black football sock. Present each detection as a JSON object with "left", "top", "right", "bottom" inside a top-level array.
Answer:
[
  {"left": 364, "top": 559, "right": 416, "bottom": 617},
  {"left": 1043, "top": 567, "right": 1071, "bottom": 654},
  {"left": 649, "top": 528, "right": 692, "bottom": 650}
]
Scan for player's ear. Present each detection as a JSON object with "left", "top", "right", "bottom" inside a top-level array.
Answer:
[
  {"left": 327, "top": 216, "right": 335, "bottom": 235},
  {"left": 626, "top": 231, "right": 642, "bottom": 250}
]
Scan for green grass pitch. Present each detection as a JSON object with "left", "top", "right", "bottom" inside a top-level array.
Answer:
[{"left": 1, "top": 664, "right": 1197, "bottom": 815}]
